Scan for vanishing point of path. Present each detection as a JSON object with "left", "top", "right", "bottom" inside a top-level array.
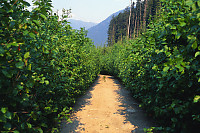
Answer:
[{"left": 61, "top": 75, "right": 155, "bottom": 133}]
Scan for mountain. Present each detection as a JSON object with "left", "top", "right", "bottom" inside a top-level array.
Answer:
[
  {"left": 68, "top": 19, "right": 97, "bottom": 30},
  {"left": 87, "top": 9, "right": 124, "bottom": 46}
]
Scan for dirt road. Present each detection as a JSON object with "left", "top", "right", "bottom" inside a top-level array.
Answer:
[{"left": 61, "top": 75, "right": 155, "bottom": 133}]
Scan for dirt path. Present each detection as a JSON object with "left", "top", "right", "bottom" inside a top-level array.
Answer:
[{"left": 61, "top": 75, "right": 155, "bottom": 133}]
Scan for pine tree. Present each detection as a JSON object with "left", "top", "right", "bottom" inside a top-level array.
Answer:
[{"left": 107, "top": 0, "right": 161, "bottom": 46}]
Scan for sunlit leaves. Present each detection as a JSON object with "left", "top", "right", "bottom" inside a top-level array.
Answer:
[
  {"left": 0, "top": 0, "right": 100, "bottom": 132},
  {"left": 24, "top": 52, "right": 30, "bottom": 59},
  {"left": 32, "top": 20, "right": 40, "bottom": 26},
  {"left": 195, "top": 51, "right": 200, "bottom": 57},
  {"left": 1, "top": 108, "right": 7, "bottom": 114},
  {"left": 15, "top": 61, "right": 24, "bottom": 69},
  {"left": 194, "top": 95, "right": 200, "bottom": 103},
  {"left": 40, "top": 14, "right": 47, "bottom": 20},
  {"left": 29, "top": 33, "right": 35, "bottom": 38},
  {"left": 101, "top": 0, "right": 200, "bottom": 132},
  {"left": 163, "top": 66, "right": 170, "bottom": 72}
]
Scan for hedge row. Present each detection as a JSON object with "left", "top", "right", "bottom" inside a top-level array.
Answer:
[
  {"left": 100, "top": 0, "right": 200, "bottom": 132},
  {"left": 0, "top": 0, "right": 100, "bottom": 132}
]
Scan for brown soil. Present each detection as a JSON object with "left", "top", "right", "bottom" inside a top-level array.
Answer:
[{"left": 61, "top": 75, "right": 155, "bottom": 133}]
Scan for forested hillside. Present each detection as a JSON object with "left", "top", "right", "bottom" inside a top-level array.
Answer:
[
  {"left": 87, "top": 9, "right": 123, "bottom": 46},
  {"left": 107, "top": 0, "right": 161, "bottom": 45}
]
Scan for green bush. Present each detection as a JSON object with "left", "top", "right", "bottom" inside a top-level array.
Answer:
[
  {"left": 100, "top": 0, "right": 200, "bottom": 132},
  {"left": 0, "top": 0, "right": 100, "bottom": 132}
]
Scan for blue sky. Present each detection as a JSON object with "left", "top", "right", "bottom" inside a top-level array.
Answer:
[{"left": 26, "top": 0, "right": 136, "bottom": 23}]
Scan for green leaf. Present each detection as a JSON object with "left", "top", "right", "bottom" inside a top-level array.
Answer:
[
  {"left": 171, "top": 25, "right": 176, "bottom": 30},
  {"left": 192, "top": 41, "right": 197, "bottom": 49},
  {"left": 171, "top": 103, "right": 176, "bottom": 108},
  {"left": 196, "top": 72, "right": 200, "bottom": 76},
  {"left": 180, "top": 22, "right": 186, "bottom": 27},
  {"left": 24, "top": 52, "right": 30, "bottom": 59},
  {"left": 37, "top": 128, "right": 43, "bottom": 133},
  {"left": 13, "top": 131, "right": 20, "bottom": 133},
  {"left": 197, "top": 13, "right": 200, "bottom": 18},
  {"left": 40, "top": 14, "right": 47, "bottom": 20},
  {"left": 163, "top": 66, "right": 170, "bottom": 72},
  {"left": 152, "top": 65, "right": 158, "bottom": 70},
  {"left": 40, "top": 79, "right": 45, "bottom": 84},
  {"left": 28, "top": 64, "right": 32, "bottom": 71},
  {"left": 23, "top": 30, "right": 29, "bottom": 35},
  {"left": 176, "top": 32, "right": 182, "bottom": 39},
  {"left": 41, "top": 123, "right": 48, "bottom": 127},
  {"left": 33, "top": 20, "right": 40, "bottom": 26},
  {"left": 27, "top": 123, "right": 32, "bottom": 128},
  {"left": 10, "top": 42, "right": 18, "bottom": 46},
  {"left": 5, "top": 112, "right": 12, "bottom": 119},
  {"left": 166, "top": 23, "right": 171, "bottom": 27},
  {"left": 17, "top": 85, "right": 23, "bottom": 90},
  {"left": 194, "top": 95, "right": 200, "bottom": 103},
  {"left": 29, "top": 33, "right": 35, "bottom": 38},
  {"left": 1, "top": 108, "right": 7, "bottom": 113},
  {"left": 186, "top": 0, "right": 193, "bottom": 6},
  {"left": 45, "top": 80, "right": 49, "bottom": 85},
  {"left": 16, "top": 61, "right": 24, "bottom": 69},
  {"left": 8, "top": 9, "right": 13, "bottom": 13},
  {"left": 171, "top": 118, "right": 178, "bottom": 122},
  {"left": 175, "top": 64, "right": 184, "bottom": 72},
  {"left": 195, "top": 51, "right": 200, "bottom": 57}
]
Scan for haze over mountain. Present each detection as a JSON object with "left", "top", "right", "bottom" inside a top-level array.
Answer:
[
  {"left": 67, "top": 9, "right": 125, "bottom": 46},
  {"left": 87, "top": 9, "right": 124, "bottom": 46},
  {"left": 68, "top": 19, "right": 97, "bottom": 30}
]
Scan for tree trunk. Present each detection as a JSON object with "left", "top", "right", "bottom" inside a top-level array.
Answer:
[
  {"left": 143, "top": 0, "right": 148, "bottom": 31},
  {"left": 134, "top": 8, "right": 137, "bottom": 38},
  {"left": 137, "top": 10, "right": 139, "bottom": 37},
  {"left": 132, "top": 3, "right": 135, "bottom": 38},
  {"left": 127, "top": 0, "right": 132, "bottom": 39},
  {"left": 139, "top": 0, "right": 142, "bottom": 35},
  {"left": 112, "top": 25, "right": 115, "bottom": 45}
]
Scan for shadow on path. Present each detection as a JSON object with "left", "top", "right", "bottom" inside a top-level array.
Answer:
[
  {"left": 61, "top": 76, "right": 101, "bottom": 133},
  {"left": 109, "top": 76, "right": 157, "bottom": 132},
  {"left": 61, "top": 75, "right": 157, "bottom": 133}
]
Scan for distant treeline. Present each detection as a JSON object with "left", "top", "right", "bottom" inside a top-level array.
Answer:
[{"left": 107, "top": 0, "right": 161, "bottom": 46}]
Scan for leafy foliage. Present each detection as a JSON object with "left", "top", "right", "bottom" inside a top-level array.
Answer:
[
  {"left": 0, "top": 0, "right": 100, "bottom": 132},
  {"left": 1, "top": 0, "right": 200, "bottom": 132},
  {"left": 100, "top": 0, "right": 200, "bottom": 132}
]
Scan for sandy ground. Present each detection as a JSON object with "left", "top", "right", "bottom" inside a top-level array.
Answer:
[{"left": 61, "top": 75, "right": 155, "bottom": 133}]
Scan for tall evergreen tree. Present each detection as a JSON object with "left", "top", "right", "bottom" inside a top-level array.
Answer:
[{"left": 107, "top": 0, "right": 161, "bottom": 46}]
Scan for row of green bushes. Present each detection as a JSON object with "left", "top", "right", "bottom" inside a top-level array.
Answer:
[
  {"left": 0, "top": 0, "right": 100, "bottom": 132},
  {"left": 100, "top": 0, "right": 200, "bottom": 132}
]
